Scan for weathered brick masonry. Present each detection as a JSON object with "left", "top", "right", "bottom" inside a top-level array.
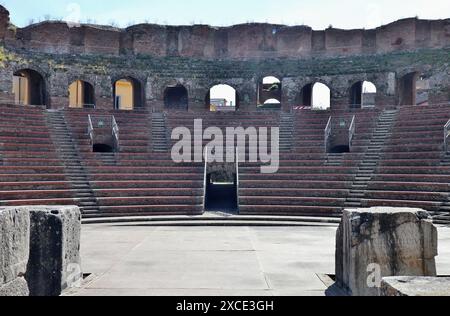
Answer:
[{"left": 0, "top": 5, "right": 449, "bottom": 111}]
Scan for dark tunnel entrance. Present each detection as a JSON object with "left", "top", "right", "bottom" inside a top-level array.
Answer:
[
  {"left": 205, "top": 174, "right": 238, "bottom": 213},
  {"left": 93, "top": 143, "right": 114, "bottom": 153}
]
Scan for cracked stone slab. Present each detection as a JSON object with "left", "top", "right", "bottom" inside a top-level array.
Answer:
[
  {"left": 381, "top": 277, "right": 450, "bottom": 296},
  {"left": 336, "top": 207, "right": 438, "bottom": 296}
]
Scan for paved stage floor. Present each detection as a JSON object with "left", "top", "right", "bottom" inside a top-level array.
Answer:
[{"left": 71, "top": 224, "right": 450, "bottom": 296}]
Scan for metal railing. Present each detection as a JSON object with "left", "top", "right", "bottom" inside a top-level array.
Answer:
[
  {"left": 349, "top": 115, "right": 356, "bottom": 152},
  {"left": 324, "top": 116, "right": 332, "bottom": 153},
  {"left": 235, "top": 147, "right": 240, "bottom": 213},
  {"left": 112, "top": 115, "right": 119, "bottom": 151},
  {"left": 202, "top": 146, "right": 208, "bottom": 212},
  {"left": 87, "top": 114, "right": 120, "bottom": 151},
  {"left": 87, "top": 114, "right": 94, "bottom": 144},
  {"left": 445, "top": 119, "right": 450, "bottom": 153}
]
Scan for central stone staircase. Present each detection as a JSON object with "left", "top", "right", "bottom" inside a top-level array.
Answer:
[
  {"left": 442, "top": 153, "right": 450, "bottom": 166},
  {"left": 46, "top": 110, "right": 100, "bottom": 214},
  {"left": 344, "top": 109, "right": 398, "bottom": 208},
  {"left": 279, "top": 112, "right": 294, "bottom": 151},
  {"left": 325, "top": 153, "right": 344, "bottom": 166},
  {"left": 152, "top": 112, "right": 169, "bottom": 152}
]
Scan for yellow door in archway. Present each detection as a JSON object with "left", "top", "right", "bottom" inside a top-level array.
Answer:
[
  {"left": 13, "top": 74, "right": 30, "bottom": 105},
  {"left": 115, "top": 79, "right": 133, "bottom": 110}
]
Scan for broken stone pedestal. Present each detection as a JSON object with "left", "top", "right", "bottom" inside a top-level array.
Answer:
[
  {"left": 335, "top": 207, "right": 438, "bottom": 296},
  {"left": 381, "top": 277, "right": 450, "bottom": 296},
  {"left": 0, "top": 207, "right": 30, "bottom": 296},
  {"left": 26, "top": 206, "right": 82, "bottom": 296}
]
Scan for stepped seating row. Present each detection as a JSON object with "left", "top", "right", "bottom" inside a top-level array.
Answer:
[
  {"left": 238, "top": 109, "right": 381, "bottom": 216},
  {"left": 0, "top": 104, "right": 75, "bottom": 207},
  {"left": 64, "top": 110, "right": 203, "bottom": 217},
  {"left": 65, "top": 109, "right": 152, "bottom": 153},
  {"left": 1, "top": 104, "right": 449, "bottom": 220},
  {"left": 363, "top": 105, "right": 450, "bottom": 212}
]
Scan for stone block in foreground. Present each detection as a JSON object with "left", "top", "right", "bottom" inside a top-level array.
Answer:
[
  {"left": 25, "top": 206, "right": 82, "bottom": 296},
  {"left": 381, "top": 277, "right": 450, "bottom": 296},
  {"left": 0, "top": 207, "right": 30, "bottom": 296},
  {"left": 336, "top": 207, "right": 438, "bottom": 296}
]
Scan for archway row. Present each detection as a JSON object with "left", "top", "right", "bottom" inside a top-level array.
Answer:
[{"left": 11, "top": 70, "right": 430, "bottom": 110}]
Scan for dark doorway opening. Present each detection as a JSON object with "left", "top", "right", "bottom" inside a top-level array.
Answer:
[
  {"left": 205, "top": 174, "right": 238, "bottom": 213},
  {"left": 350, "top": 82, "right": 363, "bottom": 108},
  {"left": 329, "top": 145, "right": 350, "bottom": 154},
  {"left": 164, "top": 85, "right": 188, "bottom": 110},
  {"left": 399, "top": 72, "right": 417, "bottom": 106},
  {"left": 93, "top": 144, "right": 114, "bottom": 153},
  {"left": 298, "top": 83, "right": 313, "bottom": 106}
]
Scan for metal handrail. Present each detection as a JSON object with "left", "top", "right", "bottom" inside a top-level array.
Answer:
[
  {"left": 445, "top": 119, "right": 450, "bottom": 153},
  {"left": 235, "top": 146, "right": 240, "bottom": 213},
  {"left": 349, "top": 115, "right": 356, "bottom": 152},
  {"left": 202, "top": 146, "right": 208, "bottom": 213},
  {"left": 112, "top": 115, "right": 120, "bottom": 151},
  {"left": 87, "top": 114, "right": 94, "bottom": 145},
  {"left": 324, "top": 116, "right": 332, "bottom": 153}
]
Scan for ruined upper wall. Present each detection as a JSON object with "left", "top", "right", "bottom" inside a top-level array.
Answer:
[{"left": 1, "top": 5, "right": 449, "bottom": 59}]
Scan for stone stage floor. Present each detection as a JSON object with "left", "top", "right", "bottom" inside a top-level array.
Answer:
[{"left": 70, "top": 224, "right": 450, "bottom": 296}]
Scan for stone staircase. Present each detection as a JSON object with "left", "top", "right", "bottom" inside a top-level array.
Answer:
[
  {"left": 441, "top": 152, "right": 450, "bottom": 166},
  {"left": 279, "top": 112, "right": 294, "bottom": 151},
  {"left": 325, "top": 153, "right": 344, "bottom": 166},
  {"left": 46, "top": 110, "right": 100, "bottom": 214},
  {"left": 97, "top": 152, "right": 117, "bottom": 166},
  {"left": 152, "top": 112, "right": 169, "bottom": 152},
  {"left": 344, "top": 109, "right": 398, "bottom": 208}
]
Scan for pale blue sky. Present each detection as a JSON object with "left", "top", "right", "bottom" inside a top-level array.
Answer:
[{"left": 2, "top": 0, "right": 449, "bottom": 29}]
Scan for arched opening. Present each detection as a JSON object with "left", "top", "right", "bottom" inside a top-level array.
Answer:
[
  {"left": 258, "top": 76, "right": 281, "bottom": 109},
  {"left": 93, "top": 143, "right": 114, "bottom": 153},
  {"left": 12, "top": 69, "right": 47, "bottom": 106},
  {"left": 164, "top": 85, "right": 188, "bottom": 111},
  {"left": 350, "top": 81, "right": 377, "bottom": 109},
  {"left": 297, "top": 83, "right": 313, "bottom": 107},
  {"left": 415, "top": 75, "right": 430, "bottom": 106},
  {"left": 206, "top": 84, "right": 239, "bottom": 112},
  {"left": 113, "top": 77, "right": 143, "bottom": 111},
  {"left": 399, "top": 73, "right": 430, "bottom": 106},
  {"left": 312, "top": 83, "right": 331, "bottom": 110},
  {"left": 298, "top": 83, "right": 331, "bottom": 110},
  {"left": 69, "top": 80, "right": 95, "bottom": 108}
]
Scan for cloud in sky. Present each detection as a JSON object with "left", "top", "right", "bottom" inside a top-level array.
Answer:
[{"left": 2, "top": 0, "right": 449, "bottom": 29}]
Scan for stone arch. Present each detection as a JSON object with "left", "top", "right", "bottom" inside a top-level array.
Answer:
[
  {"left": 68, "top": 80, "right": 95, "bottom": 108},
  {"left": 297, "top": 81, "right": 332, "bottom": 110},
  {"left": 398, "top": 72, "right": 418, "bottom": 106},
  {"left": 112, "top": 76, "right": 145, "bottom": 110},
  {"left": 257, "top": 75, "right": 282, "bottom": 109},
  {"left": 164, "top": 84, "right": 189, "bottom": 111},
  {"left": 397, "top": 70, "right": 431, "bottom": 106},
  {"left": 205, "top": 84, "right": 240, "bottom": 112},
  {"left": 349, "top": 81, "right": 377, "bottom": 109},
  {"left": 13, "top": 68, "right": 49, "bottom": 107}
]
